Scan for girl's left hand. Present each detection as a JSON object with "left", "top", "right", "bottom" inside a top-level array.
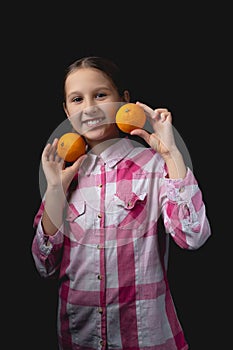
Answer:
[{"left": 130, "top": 101, "right": 177, "bottom": 157}]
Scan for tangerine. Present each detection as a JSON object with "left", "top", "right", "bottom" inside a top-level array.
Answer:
[
  {"left": 57, "top": 132, "right": 86, "bottom": 162},
  {"left": 116, "top": 103, "right": 146, "bottom": 133}
]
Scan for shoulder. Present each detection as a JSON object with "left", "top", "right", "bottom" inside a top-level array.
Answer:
[{"left": 128, "top": 145, "right": 165, "bottom": 171}]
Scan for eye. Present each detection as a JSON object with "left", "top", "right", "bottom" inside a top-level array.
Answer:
[
  {"left": 72, "top": 96, "right": 83, "bottom": 103},
  {"left": 96, "top": 93, "right": 107, "bottom": 100}
]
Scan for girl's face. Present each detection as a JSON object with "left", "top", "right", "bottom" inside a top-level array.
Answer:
[{"left": 64, "top": 68, "right": 129, "bottom": 149}]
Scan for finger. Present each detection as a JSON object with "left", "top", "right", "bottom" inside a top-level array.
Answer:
[
  {"left": 130, "top": 128, "right": 151, "bottom": 144},
  {"left": 52, "top": 138, "right": 59, "bottom": 147},
  {"left": 160, "top": 111, "right": 172, "bottom": 123},
  {"left": 149, "top": 108, "right": 164, "bottom": 121},
  {"left": 42, "top": 143, "right": 53, "bottom": 161},
  {"left": 154, "top": 108, "right": 168, "bottom": 114},
  {"left": 55, "top": 153, "right": 64, "bottom": 164},
  {"left": 135, "top": 101, "right": 154, "bottom": 117},
  {"left": 70, "top": 154, "right": 88, "bottom": 172},
  {"left": 46, "top": 138, "right": 59, "bottom": 160}
]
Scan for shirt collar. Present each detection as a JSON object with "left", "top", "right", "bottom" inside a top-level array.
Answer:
[{"left": 80, "top": 138, "right": 135, "bottom": 175}]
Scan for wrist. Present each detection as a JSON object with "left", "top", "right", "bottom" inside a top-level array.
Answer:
[
  {"left": 161, "top": 147, "right": 181, "bottom": 162},
  {"left": 162, "top": 149, "right": 187, "bottom": 179}
]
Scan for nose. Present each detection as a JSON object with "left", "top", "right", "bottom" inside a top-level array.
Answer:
[{"left": 83, "top": 100, "right": 98, "bottom": 116}]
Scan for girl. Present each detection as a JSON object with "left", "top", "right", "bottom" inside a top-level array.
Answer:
[{"left": 32, "top": 56, "right": 211, "bottom": 350}]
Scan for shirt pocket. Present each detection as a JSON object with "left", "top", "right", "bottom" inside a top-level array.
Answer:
[
  {"left": 66, "top": 201, "right": 86, "bottom": 222},
  {"left": 65, "top": 201, "right": 90, "bottom": 244},
  {"left": 65, "top": 200, "right": 102, "bottom": 246},
  {"left": 109, "top": 191, "right": 148, "bottom": 230}
]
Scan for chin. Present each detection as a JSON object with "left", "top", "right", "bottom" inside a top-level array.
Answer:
[
  {"left": 84, "top": 125, "right": 118, "bottom": 141},
  {"left": 83, "top": 129, "right": 106, "bottom": 142}
]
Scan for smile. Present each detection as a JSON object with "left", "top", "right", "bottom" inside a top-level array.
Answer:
[{"left": 83, "top": 118, "right": 105, "bottom": 127}]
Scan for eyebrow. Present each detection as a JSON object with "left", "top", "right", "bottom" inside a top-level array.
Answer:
[{"left": 67, "top": 86, "right": 113, "bottom": 99}]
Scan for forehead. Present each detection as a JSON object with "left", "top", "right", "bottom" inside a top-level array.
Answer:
[{"left": 65, "top": 67, "right": 114, "bottom": 91}]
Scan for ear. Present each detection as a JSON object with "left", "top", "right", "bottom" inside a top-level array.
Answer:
[
  {"left": 63, "top": 102, "right": 70, "bottom": 118},
  {"left": 122, "top": 90, "right": 130, "bottom": 102}
]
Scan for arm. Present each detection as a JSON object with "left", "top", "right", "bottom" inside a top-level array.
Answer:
[
  {"left": 131, "top": 102, "right": 211, "bottom": 249},
  {"left": 41, "top": 138, "right": 86, "bottom": 235},
  {"left": 32, "top": 138, "right": 86, "bottom": 277},
  {"left": 160, "top": 166, "right": 211, "bottom": 249},
  {"left": 32, "top": 199, "right": 65, "bottom": 278},
  {"left": 131, "top": 102, "right": 187, "bottom": 179}
]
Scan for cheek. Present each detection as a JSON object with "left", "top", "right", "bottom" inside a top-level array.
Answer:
[
  {"left": 102, "top": 102, "right": 123, "bottom": 122},
  {"left": 69, "top": 111, "right": 82, "bottom": 132},
  {"left": 66, "top": 104, "right": 82, "bottom": 116}
]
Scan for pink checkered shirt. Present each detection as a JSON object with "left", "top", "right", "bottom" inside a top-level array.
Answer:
[{"left": 32, "top": 138, "right": 211, "bottom": 350}]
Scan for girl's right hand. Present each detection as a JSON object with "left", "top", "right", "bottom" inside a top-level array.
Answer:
[{"left": 41, "top": 138, "right": 86, "bottom": 193}]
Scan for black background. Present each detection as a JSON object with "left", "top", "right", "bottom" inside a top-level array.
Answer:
[{"left": 6, "top": 3, "right": 230, "bottom": 349}]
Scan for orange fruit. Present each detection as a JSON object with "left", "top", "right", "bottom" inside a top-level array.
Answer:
[
  {"left": 116, "top": 103, "right": 146, "bottom": 133},
  {"left": 57, "top": 132, "right": 86, "bottom": 162}
]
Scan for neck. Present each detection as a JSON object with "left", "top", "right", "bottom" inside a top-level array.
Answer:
[{"left": 88, "top": 137, "right": 121, "bottom": 155}]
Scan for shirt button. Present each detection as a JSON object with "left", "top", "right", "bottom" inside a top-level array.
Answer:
[
  {"left": 97, "top": 213, "right": 102, "bottom": 218},
  {"left": 98, "top": 184, "right": 103, "bottom": 188},
  {"left": 100, "top": 340, "right": 104, "bottom": 346},
  {"left": 98, "top": 307, "right": 103, "bottom": 313},
  {"left": 97, "top": 274, "right": 102, "bottom": 280},
  {"left": 179, "top": 186, "right": 185, "bottom": 192}
]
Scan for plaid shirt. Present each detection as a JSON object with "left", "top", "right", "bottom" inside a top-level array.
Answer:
[{"left": 32, "top": 138, "right": 211, "bottom": 350}]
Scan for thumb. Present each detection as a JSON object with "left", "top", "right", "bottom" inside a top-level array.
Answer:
[
  {"left": 71, "top": 154, "right": 87, "bottom": 172},
  {"left": 130, "top": 129, "right": 150, "bottom": 144}
]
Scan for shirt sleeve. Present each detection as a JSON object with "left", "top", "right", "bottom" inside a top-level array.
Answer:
[
  {"left": 31, "top": 202, "right": 64, "bottom": 278},
  {"left": 160, "top": 167, "right": 211, "bottom": 249}
]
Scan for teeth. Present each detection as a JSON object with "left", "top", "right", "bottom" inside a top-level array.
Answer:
[{"left": 86, "top": 118, "right": 102, "bottom": 126}]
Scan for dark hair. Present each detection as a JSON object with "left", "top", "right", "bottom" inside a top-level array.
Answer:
[{"left": 63, "top": 56, "right": 127, "bottom": 103}]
